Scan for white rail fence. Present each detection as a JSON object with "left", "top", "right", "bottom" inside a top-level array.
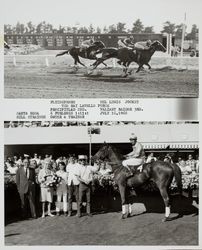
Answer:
[{"left": 4, "top": 54, "right": 199, "bottom": 70}]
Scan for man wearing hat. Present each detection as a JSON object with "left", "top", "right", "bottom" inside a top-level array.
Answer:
[
  {"left": 76, "top": 155, "right": 99, "bottom": 217},
  {"left": 122, "top": 134, "right": 145, "bottom": 176}
]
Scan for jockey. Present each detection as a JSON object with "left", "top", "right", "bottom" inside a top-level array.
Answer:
[
  {"left": 118, "top": 36, "right": 134, "bottom": 49},
  {"left": 134, "top": 39, "right": 152, "bottom": 50},
  {"left": 134, "top": 40, "right": 152, "bottom": 63},
  {"left": 80, "top": 38, "right": 94, "bottom": 54},
  {"left": 122, "top": 134, "right": 145, "bottom": 176}
]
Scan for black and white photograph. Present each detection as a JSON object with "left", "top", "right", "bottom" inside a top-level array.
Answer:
[
  {"left": 4, "top": 121, "right": 199, "bottom": 245},
  {"left": 3, "top": 0, "right": 200, "bottom": 98}
]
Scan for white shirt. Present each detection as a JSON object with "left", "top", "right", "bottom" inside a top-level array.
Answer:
[
  {"left": 78, "top": 164, "right": 99, "bottom": 184},
  {"left": 66, "top": 163, "right": 80, "bottom": 185},
  {"left": 56, "top": 170, "right": 68, "bottom": 190}
]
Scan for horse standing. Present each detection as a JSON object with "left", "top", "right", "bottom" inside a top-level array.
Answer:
[
  {"left": 93, "top": 144, "right": 182, "bottom": 221},
  {"left": 92, "top": 41, "right": 166, "bottom": 76},
  {"left": 56, "top": 41, "right": 106, "bottom": 67}
]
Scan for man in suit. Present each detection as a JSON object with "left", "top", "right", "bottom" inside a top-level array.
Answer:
[{"left": 16, "top": 158, "right": 37, "bottom": 219}]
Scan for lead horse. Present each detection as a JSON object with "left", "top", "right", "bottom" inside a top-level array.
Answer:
[
  {"left": 56, "top": 41, "right": 106, "bottom": 67},
  {"left": 92, "top": 40, "right": 166, "bottom": 76},
  {"left": 93, "top": 143, "right": 182, "bottom": 221}
]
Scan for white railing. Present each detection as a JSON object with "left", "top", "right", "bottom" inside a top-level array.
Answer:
[{"left": 4, "top": 53, "right": 199, "bottom": 70}]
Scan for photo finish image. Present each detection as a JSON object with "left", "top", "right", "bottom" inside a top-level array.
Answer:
[
  {"left": 3, "top": 0, "right": 200, "bottom": 98},
  {"left": 4, "top": 121, "right": 199, "bottom": 245}
]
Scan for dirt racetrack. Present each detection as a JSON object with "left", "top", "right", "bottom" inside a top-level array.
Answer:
[
  {"left": 5, "top": 195, "right": 198, "bottom": 246},
  {"left": 4, "top": 53, "right": 199, "bottom": 98}
]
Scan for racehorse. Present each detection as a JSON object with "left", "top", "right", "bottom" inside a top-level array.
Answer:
[
  {"left": 56, "top": 41, "right": 106, "bottom": 67},
  {"left": 92, "top": 143, "right": 182, "bottom": 221},
  {"left": 92, "top": 40, "right": 166, "bottom": 75},
  {"left": 4, "top": 41, "right": 10, "bottom": 49}
]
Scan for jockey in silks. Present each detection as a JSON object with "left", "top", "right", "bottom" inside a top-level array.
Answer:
[
  {"left": 80, "top": 38, "right": 95, "bottom": 57},
  {"left": 117, "top": 36, "right": 134, "bottom": 65},
  {"left": 134, "top": 39, "right": 152, "bottom": 63},
  {"left": 122, "top": 134, "right": 145, "bottom": 177},
  {"left": 118, "top": 36, "right": 134, "bottom": 49}
]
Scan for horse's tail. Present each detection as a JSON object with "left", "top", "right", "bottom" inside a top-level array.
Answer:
[
  {"left": 55, "top": 50, "right": 69, "bottom": 57},
  {"left": 172, "top": 163, "right": 182, "bottom": 195}
]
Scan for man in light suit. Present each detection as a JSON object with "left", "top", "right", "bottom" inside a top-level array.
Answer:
[{"left": 16, "top": 158, "right": 37, "bottom": 219}]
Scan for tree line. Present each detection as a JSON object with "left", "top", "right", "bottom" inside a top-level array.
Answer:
[{"left": 4, "top": 19, "right": 198, "bottom": 40}]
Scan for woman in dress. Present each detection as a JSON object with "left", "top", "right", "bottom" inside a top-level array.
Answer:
[
  {"left": 55, "top": 162, "right": 68, "bottom": 216},
  {"left": 38, "top": 160, "right": 55, "bottom": 218}
]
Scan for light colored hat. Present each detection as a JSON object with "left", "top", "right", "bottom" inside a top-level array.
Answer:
[
  {"left": 129, "top": 134, "right": 137, "bottom": 140},
  {"left": 78, "top": 155, "right": 87, "bottom": 160}
]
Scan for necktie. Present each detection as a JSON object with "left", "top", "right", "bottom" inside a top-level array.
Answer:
[{"left": 25, "top": 167, "right": 29, "bottom": 179}]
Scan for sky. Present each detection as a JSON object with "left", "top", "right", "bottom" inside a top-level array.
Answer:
[{"left": 1, "top": 0, "right": 202, "bottom": 32}]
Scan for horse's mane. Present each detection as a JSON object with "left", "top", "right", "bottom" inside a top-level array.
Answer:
[{"left": 107, "top": 144, "right": 123, "bottom": 159}]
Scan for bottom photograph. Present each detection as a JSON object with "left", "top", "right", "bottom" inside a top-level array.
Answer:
[{"left": 4, "top": 121, "right": 199, "bottom": 246}]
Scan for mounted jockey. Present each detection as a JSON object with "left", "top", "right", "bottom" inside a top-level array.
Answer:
[
  {"left": 80, "top": 38, "right": 95, "bottom": 57},
  {"left": 134, "top": 40, "right": 152, "bottom": 63},
  {"left": 122, "top": 134, "right": 145, "bottom": 176},
  {"left": 118, "top": 35, "right": 134, "bottom": 49}
]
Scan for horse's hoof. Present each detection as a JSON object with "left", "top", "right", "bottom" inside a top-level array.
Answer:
[
  {"left": 120, "top": 214, "right": 127, "bottom": 219},
  {"left": 162, "top": 217, "right": 170, "bottom": 222},
  {"left": 127, "top": 213, "right": 132, "bottom": 218},
  {"left": 87, "top": 70, "right": 93, "bottom": 75},
  {"left": 122, "top": 74, "right": 128, "bottom": 78}
]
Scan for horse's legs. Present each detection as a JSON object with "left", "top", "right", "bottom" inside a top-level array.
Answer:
[
  {"left": 158, "top": 186, "right": 171, "bottom": 222},
  {"left": 122, "top": 62, "right": 129, "bottom": 77},
  {"left": 102, "top": 62, "right": 107, "bottom": 67},
  {"left": 118, "top": 184, "right": 128, "bottom": 219},
  {"left": 145, "top": 63, "right": 151, "bottom": 70},
  {"left": 75, "top": 56, "right": 86, "bottom": 67},
  {"left": 136, "top": 64, "right": 144, "bottom": 73},
  {"left": 93, "top": 58, "right": 105, "bottom": 69}
]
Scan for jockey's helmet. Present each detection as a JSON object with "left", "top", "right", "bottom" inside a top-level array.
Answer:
[
  {"left": 146, "top": 40, "right": 152, "bottom": 46},
  {"left": 129, "top": 134, "right": 137, "bottom": 140}
]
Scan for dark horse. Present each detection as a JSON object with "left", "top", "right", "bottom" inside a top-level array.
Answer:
[
  {"left": 93, "top": 143, "right": 182, "bottom": 221},
  {"left": 55, "top": 41, "right": 106, "bottom": 67},
  {"left": 92, "top": 40, "right": 166, "bottom": 75}
]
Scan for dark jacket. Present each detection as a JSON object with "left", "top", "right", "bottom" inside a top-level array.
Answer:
[{"left": 16, "top": 166, "right": 36, "bottom": 194}]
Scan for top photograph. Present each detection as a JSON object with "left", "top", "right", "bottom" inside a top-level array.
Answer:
[{"left": 3, "top": 0, "right": 200, "bottom": 98}]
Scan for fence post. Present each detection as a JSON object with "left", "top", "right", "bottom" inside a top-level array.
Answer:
[
  {"left": 13, "top": 55, "right": 17, "bottom": 66},
  {"left": 45, "top": 57, "right": 49, "bottom": 67}
]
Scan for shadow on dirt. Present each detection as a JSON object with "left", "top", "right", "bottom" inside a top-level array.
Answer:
[{"left": 92, "top": 191, "right": 198, "bottom": 220}]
